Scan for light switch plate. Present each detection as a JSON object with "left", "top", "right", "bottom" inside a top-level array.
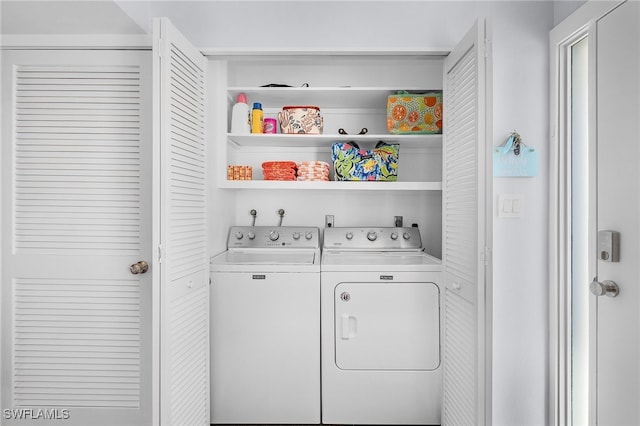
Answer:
[{"left": 498, "top": 194, "right": 523, "bottom": 218}]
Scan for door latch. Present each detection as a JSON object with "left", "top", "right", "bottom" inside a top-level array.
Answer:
[
  {"left": 130, "top": 261, "right": 149, "bottom": 275},
  {"left": 590, "top": 277, "right": 619, "bottom": 297}
]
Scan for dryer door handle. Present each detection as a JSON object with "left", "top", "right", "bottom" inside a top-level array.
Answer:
[{"left": 341, "top": 314, "right": 357, "bottom": 340}]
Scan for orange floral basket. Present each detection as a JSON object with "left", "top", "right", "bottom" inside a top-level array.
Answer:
[{"left": 386, "top": 91, "right": 443, "bottom": 134}]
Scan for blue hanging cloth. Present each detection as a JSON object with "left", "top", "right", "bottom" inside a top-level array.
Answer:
[{"left": 493, "top": 131, "right": 538, "bottom": 177}]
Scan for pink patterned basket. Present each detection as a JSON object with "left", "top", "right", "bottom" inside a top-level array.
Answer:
[{"left": 277, "top": 106, "right": 323, "bottom": 134}]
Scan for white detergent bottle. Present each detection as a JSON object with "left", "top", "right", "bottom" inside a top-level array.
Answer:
[{"left": 230, "top": 93, "right": 250, "bottom": 133}]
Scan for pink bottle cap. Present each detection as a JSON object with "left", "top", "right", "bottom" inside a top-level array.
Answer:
[{"left": 237, "top": 93, "right": 248, "bottom": 104}]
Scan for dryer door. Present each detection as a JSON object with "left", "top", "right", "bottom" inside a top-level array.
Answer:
[{"left": 334, "top": 281, "right": 440, "bottom": 371}]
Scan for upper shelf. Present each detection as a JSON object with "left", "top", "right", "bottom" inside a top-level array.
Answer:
[
  {"left": 227, "top": 133, "right": 442, "bottom": 149},
  {"left": 227, "top": 86, "right": 442, "bottom": 109}
]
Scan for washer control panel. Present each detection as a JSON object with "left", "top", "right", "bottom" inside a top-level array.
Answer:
[
  {"left": 323, "top": 227, "right": 423, "bottom": 251},
  {"left": 228, "top": 226, "right": 319, "bottom": 249}
]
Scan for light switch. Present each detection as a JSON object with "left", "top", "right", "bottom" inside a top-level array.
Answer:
[
  {"left": 503, "top": 198, "right": 513, "bottom": 213},
  {"left": 512, "top": 198, "right": 522, "bottom": 214},
  {"left": 498, "top": 194, "right": 523, "bottom": 218}
]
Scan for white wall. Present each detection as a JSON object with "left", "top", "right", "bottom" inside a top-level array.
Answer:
[
  {"left": 487, "top": 3, "right": 552, "bottom": 424},
  {"left": 554, "top": 0, "right": 588, "bottom": 25},
  {"left": 1, "top": 0, "right": 145, "bottom": 35}
]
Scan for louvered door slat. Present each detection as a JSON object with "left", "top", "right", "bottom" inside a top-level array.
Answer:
[
  {"left": 442, "top": 20, "right": 491, "bottom": 426},
  {"left": 14, "top": 65, "right": 143, "bottom": 255},
  {"left": 167, "top": 286, "right": 208, "bottom": 425},
  {"left": 156, "top": 18, "right": 209, "bottom": 426},
  {"left": 166, "top": 30, "right": 207, "bottom": 287},
  {"left": 19, "top": 115, "right": 140, "bottom": 123},
  {"left": 443, "top": 42, "right": 478, "bottom": 290},
  {"left": 13, "top": 278, "right": 141, "bottom": 408},
  {"left": 443, "top": 291, "right": 476, "bottom": 426},
  {"left": 170, "top": 92, "right": 201, "bottom": 122}
]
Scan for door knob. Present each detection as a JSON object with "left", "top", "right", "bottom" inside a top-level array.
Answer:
[
  {"left": 130, "top": 261, "right": 149, "bottom": 275},
  {"left": 590, "top": 277, "right": 619, "bottom": 297}
]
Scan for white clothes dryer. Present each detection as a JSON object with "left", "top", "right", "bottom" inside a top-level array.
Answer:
[
  {"left": 321, "top": 226, "right": 442, "bottom": 425},
  {"left": 209, "top": 226, "right": 320, "bottom": 424}
]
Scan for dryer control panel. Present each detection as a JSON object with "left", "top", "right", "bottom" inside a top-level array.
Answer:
[
  {"left": 323, "top": 227, "right": 423, "bottom": 251},
  {"left": 228, "top": 226, "right": 320, "bottom": 249}
]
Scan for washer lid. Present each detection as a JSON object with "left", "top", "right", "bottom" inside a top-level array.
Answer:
[
  {"left": 321, "top": 251, "right": 441, "bottom": 272},
  {"left": 210, "top": 249, "right": 319, "bottom": 272}
]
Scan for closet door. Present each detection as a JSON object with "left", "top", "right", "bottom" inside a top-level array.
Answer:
[
  {"left": 153, "top": 18, "right": 209, "bottom": 426},
  {"left": 0, "top": 50, "right": 152, "bottom": 425},
  {"left": 441, "top": 19, "right": 493, "bottom": 426}
]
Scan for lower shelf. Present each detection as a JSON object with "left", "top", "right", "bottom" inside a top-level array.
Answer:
[{"left": 218, "top": 180, "right": 442, "bottom": 191}]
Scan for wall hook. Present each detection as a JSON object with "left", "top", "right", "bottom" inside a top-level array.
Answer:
[{"left": 498, "top": 131, "right": 525, "bottom": 156}]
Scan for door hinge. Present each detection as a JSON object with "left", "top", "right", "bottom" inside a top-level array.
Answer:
[
  {"left": 157, "top": 37, "right": 165, "bottom": 58},
  {"left": 484, "top": 38, "right": 492, "bottom": 58},
  {"left": 480, "top": 247, "right": 492, "bottom": 266}
]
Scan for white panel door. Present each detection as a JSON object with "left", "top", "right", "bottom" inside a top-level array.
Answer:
[
  {"left": 441, "top": 19, "right": 493, "bottom": 426},
  {"left": 593, "top": 1, "right": 640, "bottom": 424},
  {"left": 0, "top": 50, "right": 152, "bottom": 425},
  {"left": 153, "top": 18, "right": 209, "bottom": 426}
]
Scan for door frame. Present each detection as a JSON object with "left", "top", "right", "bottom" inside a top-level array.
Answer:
[{"left": 548, "top": 2, "right": 624, "bottom": 425}]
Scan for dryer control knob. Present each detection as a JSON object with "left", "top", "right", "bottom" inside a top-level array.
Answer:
[
  {"left": 345, "top": 232, "right": 354, "bottom": 240},
  {"left": 235, "top": 231, "right": 244, "bottom": 240},
  {"left": 403, "top": 232, "right": 411, "bottom": 240},
  {"left": 305, "top": 232, "right": 313, "bottom": 240},
  {"left": 247, "top": 232, "right": 255, "bottom": 240},
  {"left": 367, "top": 231, "right": 378, "bottom": 241},
  {"left": 292, "top": 232, "right": 301, "bottom": 240},
  {"left": 390, "top": 232, "right": 399, "bottom": 240},
  {"left": 269, "top": 231, "right": 279, "bottom": 241}
]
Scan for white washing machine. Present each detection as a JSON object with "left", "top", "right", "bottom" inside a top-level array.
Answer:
[
  {"left": 321, "top": 226, "right": 442, "bottom": 425},
  {"left": 209, "top": 226, "right": 320, "bottom": 424}
]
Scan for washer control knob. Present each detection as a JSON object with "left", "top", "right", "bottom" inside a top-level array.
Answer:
[
  {"left": 269, "top": 231, "right": 279, "bottom": 241},
  {"left": 367, "top": 231, "right": 378, "bottom": 241},
  {"left": 305, "top": 232, "right": 313, "bottom": 240},
  {"left": 292, "top": 232, "right": 301, "bottom": 240},
  {"left": 235, "top": 231, "right": 243, "bottom": 240},
  {"left": 247, "top": 232, "right": 255, "bottom": 240},
  {"left": 403, "top": 232, "right": 411, "bottom": 240},
  {"left": 345, "top": 232, "right": 354, "bottom": 240},
  {"left": 390, "top": 232, "right": 399, "bottom": 240}
]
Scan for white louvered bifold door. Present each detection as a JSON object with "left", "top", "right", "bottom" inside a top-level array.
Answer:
[
  {"left": 153, "top": 18, "right": 209, "bottom": 426},
  {"left": 0, "top": 50, "right": 153, "bottom": 425},
  {"left": 441, "top": 20, "right": 493, "bottom": 426}
]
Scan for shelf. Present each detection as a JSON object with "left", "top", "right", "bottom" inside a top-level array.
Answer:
[
  {"left": 227, "top": 87, "right": 441, "bottom": 109},
  {"left": 219, "top": 180, "right": 442, "bottom": 191},
  {"left": 221, "top": 63, "right": 444, "bottom": 192},
  {"left": 227, "top": 133, "right": 442, "bottom": 149}
]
